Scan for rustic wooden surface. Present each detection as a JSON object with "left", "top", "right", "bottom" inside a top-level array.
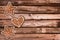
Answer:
[
  {"left": 0, "top": 0, "right": 60, "bottom": 40},
  {"left": 0, "top": 20, "right": 58, "bottom": 27}
]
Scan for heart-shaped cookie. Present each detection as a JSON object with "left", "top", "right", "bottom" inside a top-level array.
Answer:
[{"left": 11, "top": 16, "right": 25, "bottom": 28}]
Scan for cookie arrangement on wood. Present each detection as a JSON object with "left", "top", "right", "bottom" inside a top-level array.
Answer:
[{"left": 1, "top": 1, "right": 25, "bottom": 40}]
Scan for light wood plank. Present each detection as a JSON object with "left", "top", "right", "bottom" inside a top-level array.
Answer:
[
  {"left": 15, "top": 6, "right": 59, "bottom": 14},
  {"left": 0, "top": 20, "right": 58, "bottom": 27},
  {"left": 0, "top": 34, "right": 59, "bottom": 38},
  {"left": 0, "top": 34, "right": 60, "bottom": 40},
  {"left": 0, "top": 38, "right": 56, "bottom": 40},
  {"left": 0, "top": 6, "right": 59, "bottom": 14},
  {"left": 16, "top": 0, "right": 60, "bottom": 3},
  {"left": 0, "top": 14, "right": 60, "bottom": 19}
]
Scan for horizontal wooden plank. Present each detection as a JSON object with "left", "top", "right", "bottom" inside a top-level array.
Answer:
[
  {"left": 12, "top": 1, "right": 60, "bottom": 6},
  {"left": 1, "top": 28, "right": 60, "bottom": 34},
  {"left": 15, "top": 6, "right": 60, "bottom": 14},
  {"left": 0, "top": 0, "right": 60, "bottom": 3},
  {"left": 15, "top": 28, "right": 60, "bottom": 34},
  {"left": 0, "top": 38, "right": 57, "bottom": 40},
  {"left": 0, "top": 34, "right": 60, "bottom": 39},
  {"left": 0, "top": 14, "right": 60, "bottom": 19},
  {"left": 0, "top": 0, "right": 60, "bottom": 6},
  {"left": 13, "top": 38, "right": 60, "bottom": 40},
  {"left": 12, "top": 34, "right": 60, "bottom": 40},
  {"left": 13, "top": 38, "right": 55, "bottom": 40},
  {"left": 13, "top": 0, "right": 60, "bottom": 3},
  {"left": 0, "top": 20, "right": 58, "bottom": 27},
  {"left": 0, "top": 34, "right": 59, "bottom": 40},
  {"left": 0, "top": 6, "right": 60, "bottom": 14},
  {"left": 11, "top": 14, "right": 60, "bottom": 20}
]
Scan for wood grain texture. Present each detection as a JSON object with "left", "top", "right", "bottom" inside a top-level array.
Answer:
[
  {"left": 0, "top": 20, "right": 58, "bottom": 27},
  {"left": 15, "top": 6, "right": 59, "bottom": 14},
  {"left": 0, "top": 0, "right": 60, "bottom": 6},
  {"left": 0, "top": 0, "right": 60, "bottom": 40},
  {"left": 0, "top": 14, "right": 60, "bottom": 19},
  {"left": 0, "top": 0, "right": 60, "bottom": 4},
  {"left": 12, "top": 38, "right": 60, "bottom": 40},
  {"left": 13, "top": 0, "right": 60, "bottom": 3},
  {"left": 15, "top": 28, "right": 60, "bottom": 34},
  {"left": 1, "top": 28, "right": 60, "bottom": 34},
  {"left": 0, "top": 34, "right": 60, "bottom": 40},
  {"left": 0, "top": 34, "right": 59, "bottom": 38},
  {"left": 0, "top": 6, "right": 60, "bottom": 14}
]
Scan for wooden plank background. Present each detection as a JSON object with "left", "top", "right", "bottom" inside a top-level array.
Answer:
[{"left": 0, "top": 0, "right": 60, "bottom": 40}]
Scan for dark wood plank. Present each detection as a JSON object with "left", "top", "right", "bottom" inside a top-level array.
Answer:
[
  {"left": 1, "top": 27, "right": 60, "bottom": 34},
  {"left": 15, "top": 28, "right": 60, "bottom": 34},
  {"left": 12, "top": 1, "right": 60, "bottom": 6},
  {"left": 0, "top": 0, "right": 60, "bottom": 6}
]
